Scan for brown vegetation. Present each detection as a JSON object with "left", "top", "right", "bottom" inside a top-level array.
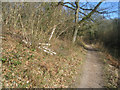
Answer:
[{"left": 1, "top": 2, "right": 119, "bottom": 88}]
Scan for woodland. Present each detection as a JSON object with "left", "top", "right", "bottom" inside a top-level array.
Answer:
[{"left": 1, "top": 1, "right": 120, "bottom": 88}]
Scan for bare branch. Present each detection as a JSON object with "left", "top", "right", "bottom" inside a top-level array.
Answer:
[
  {"left": 58, "top": 2, "right": 75, "bottom": 10},
  {"left": 78, "top": 0, "right": 104, "bottom": 24},
  {"left": 95, "top": 10, "right": 117, "bottom": 14},
  {"left": 64, "top": 2, "right": 76, "bottom": 8},
  {"left": 79, "top": 7, "right": 93, "bottom": 11}
]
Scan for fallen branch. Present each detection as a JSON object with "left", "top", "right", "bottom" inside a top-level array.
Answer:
[
  {"left": 49, "top": 25, "right": 57, "bottom": 41},
  {"left": 22, "top": 39, "right": 56, "bottom": 55},
  {"left": 38, "top": 46, "right": 56, "bottom": 55},
  {"left": 42, "top": 46, "right": 56, "bottom": 55}
]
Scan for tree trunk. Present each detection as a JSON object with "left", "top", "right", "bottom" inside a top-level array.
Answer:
[{"left": 72, "top": 1, "right": 79, "bottom": 44}]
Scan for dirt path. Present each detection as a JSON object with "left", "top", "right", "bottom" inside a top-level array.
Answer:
[{"left": 70, "top": 46, "right": 105, "bottom": 88}]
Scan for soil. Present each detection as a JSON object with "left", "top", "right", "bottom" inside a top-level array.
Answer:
[{"left": 70, "top": 45, "right": 105, "bottom": 88}]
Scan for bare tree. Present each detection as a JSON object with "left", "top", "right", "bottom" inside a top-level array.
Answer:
[
  {"left": 58, "top": 0, "right": 109, "bottom": 43},
  {"left": 72, "top": 1, "right": 79, "bottom": 43}
]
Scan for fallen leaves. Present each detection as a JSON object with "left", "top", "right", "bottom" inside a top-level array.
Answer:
[
  {"left": 105, "top": 64, "right": 119, "bottom": 88},
  {"left": 2, "top": 31, "right": 86, "bottom": 88}
]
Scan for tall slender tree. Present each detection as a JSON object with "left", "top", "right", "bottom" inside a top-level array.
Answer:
[
  {"left": 58, "top": 0, "right": 109, "bottom": 43},
  {"left": 72, "top": 1, "right": 79, "bottom": 43}
]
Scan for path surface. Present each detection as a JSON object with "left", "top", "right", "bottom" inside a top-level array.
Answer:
[{"left": 70, "top": 45, "right": 104, "bottom": 88}]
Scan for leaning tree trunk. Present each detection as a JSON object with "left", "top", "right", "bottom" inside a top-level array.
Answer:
[{"left": 72, "top": 1, "right": 79, "bottom": 44}]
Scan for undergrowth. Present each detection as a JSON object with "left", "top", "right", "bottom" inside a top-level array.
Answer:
[
  {"left": 2, "top": 27, "right": 86, "bottom": 88},
  {"left": 96, "top": 43, "right": 119, "bottom": 88}
]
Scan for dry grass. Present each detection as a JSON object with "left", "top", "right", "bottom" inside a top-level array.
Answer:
[
  {"left": 95, "top": 42, "right": 119, "bottom": 88},
  {"left": 2, "top": 27, "right": 86, "bottom": 88}
]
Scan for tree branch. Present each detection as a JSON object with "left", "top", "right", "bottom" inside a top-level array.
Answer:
[
  {"left": 79, "top": 7, "right": 93, "bottom": 11},
  {"left": 58, "top": 2, "right": 75, "bottom": 10},
  {"left": 95, "top": 10, "right": 117, "bottom": 14},
  {"left": 64, "top": 2, "right": 76, "bottom": 8},
  {"left": 78, "top": 0, "right": 104, "bottom": 24}
]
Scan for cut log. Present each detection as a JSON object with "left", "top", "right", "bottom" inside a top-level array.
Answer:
[{"left": 22, "top": 39, "right": 56, "bottom": 55}]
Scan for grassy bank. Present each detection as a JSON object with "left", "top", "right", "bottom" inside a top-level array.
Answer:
[{"left": 2, "top": 27, "right": 86, "bottom": 88}]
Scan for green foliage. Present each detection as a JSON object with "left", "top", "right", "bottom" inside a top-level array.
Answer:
[
  {"left": 1, "top": 58, "right": 7, "bottom": 63},
  {"left": 11, "top": 60, "right": 22, "bottom": 66},
  {"left": 83, "top": 15, "right": 119, "bottom": 58}
]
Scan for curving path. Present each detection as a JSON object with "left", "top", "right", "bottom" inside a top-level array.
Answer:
[{"left": 70, "top": 45, "right": 105, "bottom": 88}]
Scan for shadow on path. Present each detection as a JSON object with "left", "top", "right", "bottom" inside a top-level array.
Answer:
[{"left": 83, "top": 45, "right": 99, "bottom": 51}]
